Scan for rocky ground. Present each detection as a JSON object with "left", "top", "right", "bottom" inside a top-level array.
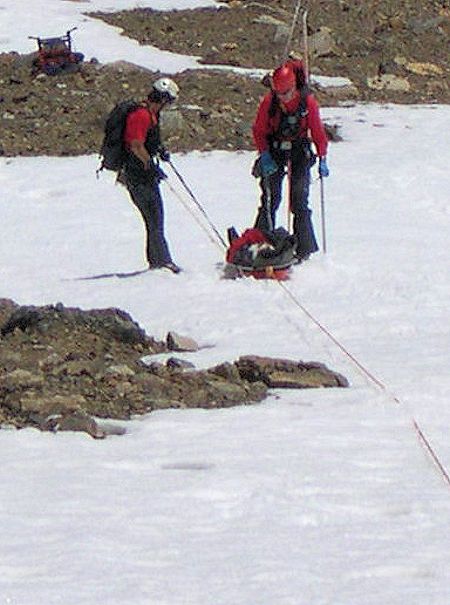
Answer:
[
  {"left": 0, "top": 0, "right": 448, "bottom": 157},
  {"left": 0, "top": 300, "right": 348, "bottom": 437}
]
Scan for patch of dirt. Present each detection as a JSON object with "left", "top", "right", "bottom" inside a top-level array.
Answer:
[
  {"left": 0, "top": 300, "right": 267, "bottom": 431},
  {"left": 0, "top": 300, "right": 347, "bottom": 437},
  {"left": 91, "top": 0, "right": 449, "bottom": 104},
  {"left": 92, "top": 0, "right": 450, "bottom": 101},
  {"left": 0, "top": 0, "right": 448, "bottom": 157}
]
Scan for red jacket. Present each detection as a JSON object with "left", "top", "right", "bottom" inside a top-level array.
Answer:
[{"left": 252, "top": 90, "right": 328, "bottom": 158}]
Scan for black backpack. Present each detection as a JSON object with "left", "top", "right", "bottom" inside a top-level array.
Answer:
[{"left": 98, "top": 100, "right": 139, "bottom": 173}]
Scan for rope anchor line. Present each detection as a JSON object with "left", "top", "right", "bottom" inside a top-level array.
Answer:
[
  {"left": 278, "top": 281, "right": 450, "bottom": 490},
  {"left": 162, "top": 159, "right": 450, "bottom": 492}
]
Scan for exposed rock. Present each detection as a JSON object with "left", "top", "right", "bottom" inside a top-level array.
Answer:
[
  {"left": 104, "top": 364, "right": 136, "bottom": 378},
  {"left": 0, "top": 300, "right": 348, "bottom": 438},
  {"left": 407, "top": 15, "right": 449, "bottom": 34},
  {"left": 209, "top": 361, "right": 242, "bottom": 382},
  {"left": 167, "top": 331, "right": 199, "bottom": 352},
  {"left": 273, "top": 24, "right": 290, "bottom": 45},
  {"left": 19, "top": 394, "right": 87, "bottom": 415},
  {"left": 324, "top": 123, "right": 343, "bottom": 143},
  {"left": 35, "top": 410, "right": 107, "bottom": 439},
  {"left": 308, "top": 27, "right": 338, "bottom": 58},
  {"left": 253, "top": 15, "right": 286, "bottom": 28},
  {"left": 1, "top": 368, "right": 45, "bottom": 391},
  {"left": 395, "top": 57, "right": 444, "bottom": 77},
  {"left": 235, "top": 355, "right": 349, "bottom": 389},
  {"left": 1, "top": 1, "right": 448, "bottom": 158},
  {"left": 166, "top": 357, "right": 196, "bottom": 370},
  {"left": 367, "top": 74, "right": 411, "bottom": 92},
  {"left": 318, "top": 83, "right": 359, "bottom": 100}
]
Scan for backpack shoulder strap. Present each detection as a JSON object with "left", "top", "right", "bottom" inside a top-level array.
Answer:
[
  {"left": 268, "top": 91, "right": 279, "bottom": 118},
  {"left": 297, "top": 85, "right": 309, "bottom": 118}
]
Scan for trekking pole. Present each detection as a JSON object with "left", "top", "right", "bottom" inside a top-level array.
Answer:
[
  {"left": 320, "top": 176, "right": 327, "bottom": 254},
  {"left": 167, "top": 159, "right": 227, "bottom": 249},
  {"left": 164, "top": 179, "right": 223, "bottom": 252},
  {"left": 302, "top": 10, "right": 309, "bottom": 83}
]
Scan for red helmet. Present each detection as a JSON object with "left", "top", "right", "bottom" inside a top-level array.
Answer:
[{"left": 271, "top": 65, "right": 296, "bottom": 94}]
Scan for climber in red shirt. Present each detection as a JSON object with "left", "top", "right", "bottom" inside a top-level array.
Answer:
[
  {"left": 122, "top": 77, "right": 181, "bottom": 273},
  {"left": 252, "top": 59, "right": 329, "bottom": 261}
]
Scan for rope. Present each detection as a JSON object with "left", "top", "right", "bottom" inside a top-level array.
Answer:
[
  {"left": 278, "top": 280, "right": 450, "bottom": 489},
  {"left": 168, "top": 160, "right": 228, "bottom": 249},
  {"left": 162, "top": 159, "right": 450, "bottom": 490},
  {"left": 164, "top": 179, "right": 224, "bottom": 252},
  {"left": 412, "top": 420, "right": 450, "bottom": 487}
]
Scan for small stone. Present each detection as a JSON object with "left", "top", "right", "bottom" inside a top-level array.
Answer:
[
  {"left": 167, "top": 331, "right": 199, "bottom": 352},
  {"left": 166, "top": 357, "right": 196, "bottom": 370}
]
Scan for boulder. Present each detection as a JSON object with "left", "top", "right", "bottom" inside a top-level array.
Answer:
[{"left": 167, "top": 331, "right": 199, "bottom": 352}]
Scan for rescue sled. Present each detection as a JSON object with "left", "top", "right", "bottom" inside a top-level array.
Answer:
[
  {"left": 224, "top": 227, "right": 296, "bottom": 281},
  {"left": 29, "top": 27, "right": 84, "bottom": 76}
]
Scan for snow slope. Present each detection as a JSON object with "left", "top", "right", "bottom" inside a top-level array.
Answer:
[{"left": 1, "top": 2, "right": 450, "bottom": 604}]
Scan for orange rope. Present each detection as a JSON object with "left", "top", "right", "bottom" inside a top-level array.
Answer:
[{"left": 278, "top": 280, "right": 450, "bottom": 490}]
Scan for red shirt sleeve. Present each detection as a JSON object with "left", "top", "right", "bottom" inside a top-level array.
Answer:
[
  {"left": 252, "top": 93, "right": 273, "bottom": 153},
  {"left": 306, "top": 95, "right": 328, "bottom": 158},
  {"left": 123, "top": 107, "right": 156, "bottom": 147}
]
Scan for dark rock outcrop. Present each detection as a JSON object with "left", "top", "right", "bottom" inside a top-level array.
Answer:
[{"left": 0, "top": 300, "right": 348, "bottom": 438}]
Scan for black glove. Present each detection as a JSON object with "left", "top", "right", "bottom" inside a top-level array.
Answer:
[
  {"left": 159, "top": 146, "right": 171, "bottom": 162},
  {"left": 147, "top": 159, "right": 167, "bottom": 182},
  {"left": 154, "top": 164, "right": 168, "bottom": 182}
]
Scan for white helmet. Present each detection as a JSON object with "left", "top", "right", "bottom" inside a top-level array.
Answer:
[{"left": 152, "top": 77, "right": 179, "bottom": 102}]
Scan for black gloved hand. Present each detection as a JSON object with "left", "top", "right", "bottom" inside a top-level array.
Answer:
[
  {"left": 154, "top": 164, "right": 168, "bottom": 182},
  {"left": 159, "top": 146, "right": 171, "bottom": 162},
  {"left": 147, "top": 159, "right": 167, "bottom": 182}
]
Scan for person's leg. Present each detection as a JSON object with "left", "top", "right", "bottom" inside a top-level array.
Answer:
[
  {"left": 290, "top": 154, "right": 318, "bottom": 257},
  {"left": 254, "top": 167, "right": 284, "bottom": 234},
  {"left": 126, "top": 180, "right": 173, "bottom": 266}
]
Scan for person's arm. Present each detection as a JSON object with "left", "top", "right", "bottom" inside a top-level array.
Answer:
[
  {"left": 252, "top": 94, "right": 273, "bottom": 153},
  {"left": 306, "top": 95, "right": 328, "bottom": 158},
  {"left": 129, "top": 140, "right": 151, "bottom": 168}
]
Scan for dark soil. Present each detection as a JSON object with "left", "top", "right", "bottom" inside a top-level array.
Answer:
[
  {"left": 92, "top": 0, "right": 450, "bottom": 102},
  {"left": 0, "top": 0, "right": 448, "bottom": 157},
  {"left": 0, "top": 300, "right": 268, "bottom": 431},
  {"left": 0, "top": 300, "right": 347, "bottom": 436}
]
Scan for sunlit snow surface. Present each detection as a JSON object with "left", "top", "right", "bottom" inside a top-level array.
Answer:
[{"left": 1, "top": 1, "right": 450, "bottom": 603}]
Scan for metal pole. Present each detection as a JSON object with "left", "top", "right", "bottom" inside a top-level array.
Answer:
[
  {"left": 302, "top": 10, "right": 309, "bottom": 82},
  {"left": 320, "top": 176, "right": 327, "bottom": 253},
  {"left": 168, "top": 159, "right": 227, "bottom": 249},
  {"left": 283, "top": 0, "right": 302, "bottom": 61}
]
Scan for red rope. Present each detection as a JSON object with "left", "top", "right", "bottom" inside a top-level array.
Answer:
[{"left": 279, "top": 281, "right": 450, "bottom": 490}]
